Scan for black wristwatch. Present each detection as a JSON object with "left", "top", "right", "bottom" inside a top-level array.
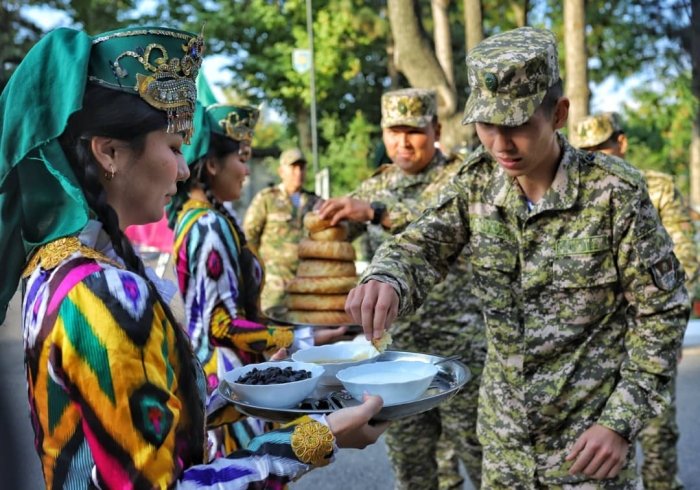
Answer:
[{"left": 370, "top": 201, "right": 387, "bottom": 225}]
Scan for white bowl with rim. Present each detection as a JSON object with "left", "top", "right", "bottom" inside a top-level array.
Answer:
[
  {"left": 336, "top": 360, "right": 438, "bottom": 405},
  {"left": 221, "top": 361, "right": 324, "bottom": 409},
  {"left": 291, "top": 341, "right": 380, "bottom": 385}
]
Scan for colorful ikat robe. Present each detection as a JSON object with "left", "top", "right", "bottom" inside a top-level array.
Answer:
[{"left": 21, "top": 220, "right": 334, "bottom": 489}]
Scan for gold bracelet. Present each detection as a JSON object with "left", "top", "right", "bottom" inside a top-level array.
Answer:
[{"left": 290, "top": 419, "right": 335, "bottom": 466}]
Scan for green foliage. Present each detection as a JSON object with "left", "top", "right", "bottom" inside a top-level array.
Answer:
[
  {"left": 623, "top": 71, "right": 697, "bottom": 194},
  {"left": 1, "top": 3, "right": 45, "bottom": 90},
  {"left": 318, "top": 111, "right": 376, "bottom": 196}
]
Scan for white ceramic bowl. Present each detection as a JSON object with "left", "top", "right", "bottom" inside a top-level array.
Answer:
[
  {"left": 336, "top": 360, "right": 438, "bottom": 405},
  {"left": 291, "top": 341, "right": 380, "bottom": 385},
  {"left": 222, "top": 361, "right": 324, "bottom": 409}
]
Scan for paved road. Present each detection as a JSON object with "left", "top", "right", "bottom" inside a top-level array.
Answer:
[{"left": 2, "top": 291, "right": 699, "bottom": 489}]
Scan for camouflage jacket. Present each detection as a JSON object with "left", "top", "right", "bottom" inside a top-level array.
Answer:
[
  {"left": 351, "top": 151, "right": 485, "bottom": 342},
  {"left": 644, "top": 169, "right": 698, "bottom": 289},
  {"left": 243, "top": 184, "right": 320, "bottom": 278},
  {"left": 363, "top": 136, "right": 689, "bottom": 474}
]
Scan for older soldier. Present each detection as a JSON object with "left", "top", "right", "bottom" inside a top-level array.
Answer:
[
  {"left": 572, "top": 112, "right": 695, "bottom": 490},
  {"left": 319, "top": 88, "right": 485, "bottom": 489},
  {"left": 346, "top": 27, "right": 689, "bottom": 488},
  {"left": 244, "top": 148, "right": 320, "bottom": 311}
]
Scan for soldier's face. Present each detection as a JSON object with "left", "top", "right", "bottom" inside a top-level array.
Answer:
[
  {"left": 383, "top": 123, "right": 440, "bottom": 175},
  {"left": 279, "top": 162, "right": 306, "bottom": 193},
  {"left": 475, "top": 100, "right": 567, "bottom": 181}
]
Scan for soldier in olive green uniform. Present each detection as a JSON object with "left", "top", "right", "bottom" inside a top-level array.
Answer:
[
  {"left": 243, "top": 148, "right": 320, "bottom": 311},
  {"left": 319, "top": 89, "right": 485, "bottom": 489},
  {"left": 572, "top": 112, "right": 696, "bottom": 490},
  {"left": 347, "top": 27, "right": 689, "bottom": 488}
]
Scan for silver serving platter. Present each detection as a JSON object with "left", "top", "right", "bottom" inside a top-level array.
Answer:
[
  {"left": 218, "top": 351, "right": 470, "bottom": 422},
  {"left": 264, "top": 305, "right": 362, "bottom": 332}
]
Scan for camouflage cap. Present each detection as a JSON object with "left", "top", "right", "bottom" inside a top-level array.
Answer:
[
  {"left": 280, "top": 148, "right": 306, "bottom": 167},
  {"left": 570, "top": 112, "right": 624, "bottom": 149},
  {"left": 462, "top": 27, "right": 559, "bottom": 127},
  {"left": 381, "top": 88, "right": 437, "bottom": 128}
]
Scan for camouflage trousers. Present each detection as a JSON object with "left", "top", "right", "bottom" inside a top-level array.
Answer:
[
  {"left": 384, "top": 313, "right": 486, "bottom": 490},
  {"left": 481, "top": 443, "right": 642, "bottom": 490},
  {"left": 638, "top": 371, "right": 684, "bottom": 490},
  {"left": 260, "top": 272, "right": 290, "bottom": 312}
]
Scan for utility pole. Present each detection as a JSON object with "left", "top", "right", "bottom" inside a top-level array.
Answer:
[{"left": 305, "top": 0, "right": 319, "bottom": 176}]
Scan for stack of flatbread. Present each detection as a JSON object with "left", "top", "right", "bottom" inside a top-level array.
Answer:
[{"left": 284, "top": 212, "right": 357, "bottom": 325}]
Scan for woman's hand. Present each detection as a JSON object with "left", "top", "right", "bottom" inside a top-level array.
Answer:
[
  {"left": 345, "top": 280, "right": 399, "bottom": 342},
  {"left": 326, "top": 394, "right": 389, "bottom": 449},
  {"left": 313, "top": 326, "right": 350, "bottom": 345}
]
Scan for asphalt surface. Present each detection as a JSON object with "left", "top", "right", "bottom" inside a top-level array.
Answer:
[{"left": 1, "top": 291, "right": 699, "bottom": 489}]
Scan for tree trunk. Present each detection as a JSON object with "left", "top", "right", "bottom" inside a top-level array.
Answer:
[
  {"left": 388, "top": 0, "right": 470, "bottom": 150},
  {"left": 564, "top": 0, "right": 589, "bottom": 133},
  {"left": 511, "top": 0, "right": 528, "bottom": 27},
  {"left": 690, "top": 0, "right": 700, "bottom": 210},
  {"left": 431, "top": 0, "right": 454, "bottom": 90},
  {"left": 387, "top": 35, "right": 401, "bottom": 90},
  {"left": 464, "top": 0, "right": 483, "bottom": 52}
]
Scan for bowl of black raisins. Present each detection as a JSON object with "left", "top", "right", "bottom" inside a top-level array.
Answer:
[{"left": 221, "top": 361, "right": 325, "bottom": 408}]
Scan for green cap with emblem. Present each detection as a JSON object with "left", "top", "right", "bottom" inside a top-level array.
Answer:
[
  {"left": 89, "top": 26, "right": 204, "bottom": 143},
  {"left": 462, "top": 27, "right": 560, "bottom": 127},
  {"left": 570, "top": 112, "right": 624, "bottom": 149},
  {"left": 0, "top": 26, "right": 204, "bottom": 324},
  {"left": 381, "top": 88, "right": 438, "bottom": 128},
  {"left": 206, "top": 104, "right": 260, "bottom": 143}
]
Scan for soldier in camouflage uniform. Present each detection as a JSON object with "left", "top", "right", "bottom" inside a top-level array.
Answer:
[
  {"left": 319, "top": 88, "right": 485, "bottom": 489},
  {"left": 572, "top": 112, "right": 696, "bottom": 490},
  {"left": 346, "top": 27, "right": 690, "bottom": 488},
  {"left": 243, "top": 148, "right": 320, "bottom": 311}
]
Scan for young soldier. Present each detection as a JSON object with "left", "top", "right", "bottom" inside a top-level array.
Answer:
[
  {"left": 572, "top": 112, "right": 695, "bottom": 490},
  {"left": 347, "top": 27, "right": 689, "bottom": 488},
  {"left": 319, "top": 88, "right": 485, "bottom": 489},
  {"left": 243, "top": 148, "right": 320, "bottom": 310}
]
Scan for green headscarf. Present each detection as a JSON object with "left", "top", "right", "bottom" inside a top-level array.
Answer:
[{"left": 0, "top": 26, "right": 203, "bottom": 324}]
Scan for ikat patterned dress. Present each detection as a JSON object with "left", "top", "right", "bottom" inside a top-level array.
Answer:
[
  {"left": 173, "top": 199, "right": 301, "bottom": 454},
  {"left": 21, "top": 220, "right": 334, "bottom": 489}
]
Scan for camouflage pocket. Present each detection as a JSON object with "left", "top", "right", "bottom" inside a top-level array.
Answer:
[{"left": 551, "top": 248, "right": 618, "bottom": 325}]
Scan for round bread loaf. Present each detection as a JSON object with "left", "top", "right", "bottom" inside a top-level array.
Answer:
[
  {"left": 286, "top": 293, "right": 348, "bottom": 311},
  {"left": 286, "top": 276, "right": 357, "bottom": 294},
  {"left": 297, "top": 259, "right": 356, "bottom": 278},
  {"left": 303, "top": 212, "right": 334, "bottom": 233},
  {"left": 298, "top": 239, "right": 356, "bottom": 261},
  {"left": 309, "top": 225, "right": 348, "bottom": 242},
  {"left": 286, "top": 309, "right": 354, "bottom": 326}
]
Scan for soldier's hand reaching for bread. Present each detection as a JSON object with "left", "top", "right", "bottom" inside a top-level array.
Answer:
[
  {"left": 318, "top": 197, "right": 373, "bottom": 225},
  {"left": 345, "top": 280, "right": 399, "bottom": 342}
]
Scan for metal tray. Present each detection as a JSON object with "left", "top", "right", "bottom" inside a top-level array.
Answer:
[
  {"left": 218, "top": 351, "right": 470, "bottom": 422},
  {"left": 264, "top": 305, "right": 362, "bottom": 332}
]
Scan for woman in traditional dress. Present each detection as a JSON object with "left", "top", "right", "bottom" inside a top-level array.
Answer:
[{"left": 0, "top": 26, "right": 385, "bottom": 489}]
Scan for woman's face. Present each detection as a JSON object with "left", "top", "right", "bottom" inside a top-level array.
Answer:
[
  {"left": 104, "top": 129, "right": 189, "bottom": 228},
  {"left": 208, "top": 151, "right": 250, "bottom": 202}
]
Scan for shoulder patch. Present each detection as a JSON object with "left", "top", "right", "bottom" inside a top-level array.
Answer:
[
  {"left": 642, "top": 169, "right": 674, "bottom": 186},
  {"left": 371, "top": 163, "right": 394, "bottom": 177},
  {"left": 584, "top": 151, "right": 644, "bottom": 188}
]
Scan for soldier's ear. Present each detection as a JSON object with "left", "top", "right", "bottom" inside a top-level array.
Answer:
[
  {"left": 552, "top": 97, "right": 569, "bottom": 130},
  {"left": 433, "top": 121, "right": 442, "bottom": 141},
  {"left": 617, "top": 133, "right": 628, "bottom": 157}
]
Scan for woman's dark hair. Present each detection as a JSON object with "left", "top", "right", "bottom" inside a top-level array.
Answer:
[
  {"left": 196, "top": 133, "right": 263, "bottom": 321},
  {"left": 539, "top": 78, "right": 563, "bottom": 117},
  {"left": 59, "top": 83, "right": 205, "bottom": 464}
]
